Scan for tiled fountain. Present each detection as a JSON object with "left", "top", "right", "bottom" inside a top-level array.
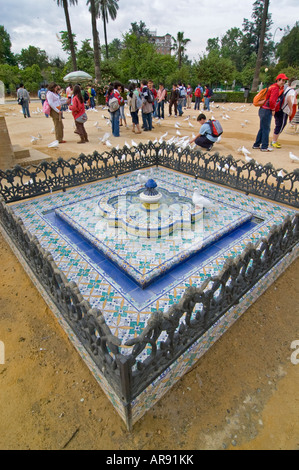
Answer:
[{"left": 1, "top": 165, "right": 298, "bottom": 429}]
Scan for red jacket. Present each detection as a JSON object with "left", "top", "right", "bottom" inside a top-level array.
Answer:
[
  {"left": 262, "top": 83, "right": 284, "bottom": 112},
  {"left": 69, "top": 95, "right": 85, "bottom": 120}
]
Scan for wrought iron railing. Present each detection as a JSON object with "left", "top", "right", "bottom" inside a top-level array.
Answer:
[{"left": 0, "top": 143, "right": 299, "bottom": 207}]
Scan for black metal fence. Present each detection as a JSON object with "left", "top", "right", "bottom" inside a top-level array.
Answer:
[
  {"left": 0, "top": 143, "right": 299, "bottom": 207},
  {"left": 1, "top": 144, "right": 299, "bottom": 428}
]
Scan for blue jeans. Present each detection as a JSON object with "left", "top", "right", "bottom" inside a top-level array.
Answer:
[
  {"left": 194, "top": 97, "right": 201, "bottom": 110},
  {"left": 22, "top": 100, "right": 30, "bottom": 117},
  {"left": 157, "top": 100, "right": 164, "bottom": 119},
  {"left": 110, "top": 109, "right": 120, "bottom": 136},
  {"left": 204, "top": 97, "right": 210, "bottom": 111},
  {"left": 142, "top": 112, "right": 152, "bottom": 130},
  {"left": 254, "top": 108, "right": 272, "bottom": 149},
  {"left": 177, "top": 99, "right": 184, "bottom": 115}
]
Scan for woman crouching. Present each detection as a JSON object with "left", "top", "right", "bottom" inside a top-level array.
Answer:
[{"left": 69, "top": 84, "right": 89, "bottom": 144}]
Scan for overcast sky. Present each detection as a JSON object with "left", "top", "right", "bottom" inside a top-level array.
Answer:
[{"left": 1, "top": 0, "right": 298, "bottom": 62}]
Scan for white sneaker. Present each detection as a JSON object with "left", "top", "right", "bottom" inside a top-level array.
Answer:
[{"left": 260, "top": 147, "right": 274, "bottom": 152}]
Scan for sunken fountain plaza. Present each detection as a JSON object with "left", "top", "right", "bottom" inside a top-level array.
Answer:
[{"left": 0, "top": 114, "right": 298, "bottom": 431}]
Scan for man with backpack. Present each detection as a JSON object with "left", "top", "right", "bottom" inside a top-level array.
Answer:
[
  {"left": 194, "top": 84, "right": 202, "bottom": 110},
  {"left": 177, "top": 81, "right": 186, "bottom": 116},
  {"left": 140, "top": 80, "right": 153, "bottom": 131},
  {"left": 38, "top": 84, "right": 48, "bottom": 106},
  {"left": 252, "top": 73, "right": 288, "bottom": 152},
  {"left": 271, "top": 77, "right": 297, "bottom": 148},
  {"left": 189, "top": 113, "right": 219, "bottom": 151}
]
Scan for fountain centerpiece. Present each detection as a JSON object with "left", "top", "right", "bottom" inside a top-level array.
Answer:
[
  {"left": 96, "top": 177, "right": 204, "bottom": 239},
  {"left": 139, "top": 178, "right": 162, "bottom": 207}
]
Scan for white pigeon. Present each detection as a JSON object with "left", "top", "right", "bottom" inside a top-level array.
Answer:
[
  {"left": 175, "top": 122, "right": 182, "bottom": 128},
  {"left": 124, "top": 141, "right": 130, "bottom": 149},
  {"left": 176, "top": 130, "right": 182, "bottom": 136},
  {"left": 277, "top": 170, "right": 284, "bottom": 178},
  {"left": 245, "top": 155, "right": 253, "bottom": 163},
  {"left": 192, "top": 190, "right": 213, "bottom": 209},
  {"left": 290, "top": 152, "right": 299, "bottom": 162},
  {"left": 105, "top": 140, "right": 112, "bottom": 147},
  {"left": 156, "top": 119, "right": 161, "bottom": 126},
  {"left": 101, "top": 132, "right": 111, "bottom": 143},
  {"left": 137, "top": 173, "right": 147, "bottom": 184},
  {"left": 48, "top": 140, "right": 59, "bottom": 148},
  {"left": 131, "top": 140, "right": 138, "bottom": 147},
  {"left": 239, "top": 146, "right": 251, "bottom": 156},
  {"left": 94, "top": 121, "right": 99, "bottom": 127},
  {"left": 30, "top": 136, "right": 38, "bottom": 144},
  {"left": 161, "top": 132, "right": 168, "bottom": 139},
  {"left": 188, "top": 121, "right": 194, "bottom": 128}
]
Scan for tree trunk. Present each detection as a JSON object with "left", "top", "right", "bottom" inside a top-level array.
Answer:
[
  {"left": 63, "top": 0, "right": 77, "bottom": 71},
  {"left": 103, "top": 17, "right": 109, "bottom": 60},
  {"left": 90, "top": 0, "right": 101, "bottom": 82},
  {"left": 251, "top": 0, "right": 270, "bottom": 92}
]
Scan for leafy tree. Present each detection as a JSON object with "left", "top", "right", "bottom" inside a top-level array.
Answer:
[
  {"left": 57, "top": 30, "right": 78, "bottom": 58},
  {"left": 0, "top": 26, "right": 16, "bottom": 65},
  {"left": 221, "top": 28, "right": 245, "bottom": 71},
  {"left": 16, "top": 46, "right": 49, "bottom": 69},
  {"left": 129, "top": 21, "right": 151, "bottom": 40},
  {"left": 276, "top": 22, "right": 299, "bottom": 67},
  {"left": 194, "top": 51, "right": 236, "bottom": 87},
  {"left": 171, "top": 32, "right": 190, "bottom": 69},
  {"left": 251, "top": 0, "right": 271, "bottom": 92},
  {"left": 77, "top": 39, "right": 94, "bottom": 72},
  {"left": 55, "top": 0, "right": 78, "bottom": 71},
  {"left": 242, "top": 0, "right": 273, "bottom": 66},
  {"left": 96, "top": 0, "right": 119, "bottom": 59},
  {"left": 106, "top": 38, "right": 122, "bottom": 60}
]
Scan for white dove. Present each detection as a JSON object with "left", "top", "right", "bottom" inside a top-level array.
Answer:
[
  {"left": 105, "top": 140, "right": 112, "bottom": 147},
  {"left": 192, "top": 190, "right": 213, "bottom": 209},
  {"left": 176, "top": 130, "right": 182, "bottom": 136},
  {"left": 175, "top": 122, "right": 182, "bottom": 128},
  {"left": 277, "top": 170, "right": 284, "bottom": 178},
  {"left": 245, "top": 155, "right": 253, "bottom": 163},
  {"left": 161, "top": 132, "right": 168, "bottom": 139},
  {"left": 137, "top": 173, "right": 147, "bottom": 184},
  {"left": 48, "top": 140, "right": 59, "bottom": 148},
  {"left": 30, "top": 136, "right": 38, "bottom": 144},
  {"left": 290, "top": 152, "right": 299, "bottom": 162},
  {"left": 188, "top": 121, "right": 194, "bottom": 128},
  {"left": 131, "top": 140, "right": 138, "bottom": 147}
]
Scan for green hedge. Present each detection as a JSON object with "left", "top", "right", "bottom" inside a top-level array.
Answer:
[{"left": 209, "top": 91, "right": 256, "bottom": 103}]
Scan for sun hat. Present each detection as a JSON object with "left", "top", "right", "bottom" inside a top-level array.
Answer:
[{"left": 276, "top": 73, "right": 288, "bottom": 80}]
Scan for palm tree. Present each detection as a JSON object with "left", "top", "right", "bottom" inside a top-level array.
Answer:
[
  {"left": 55, "top": 0, "right": 78, "bottom": 71},
  {"left": 96, "top": 0, "right": 119, "bottom": 60},
  {"left": 87, "top": 0, "right": 102, "bottom": 82},
  {"left": 171, "top": 32, "right": 190, "bottom": 69},
  {"left": 251, "top": 0, "right": 271, "bottom": 92}
]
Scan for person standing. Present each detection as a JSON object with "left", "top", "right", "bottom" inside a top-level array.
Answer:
[
  {"left": 38, "top": 84, "right": 48, "bottom": 106},
  {"left": 127, "top": 84, "right": 142, "bottom": 134},
  {"left": 148, "top": 80, "right": 158, "bottom": 117},
  {"left": 271, "top": 76, "right": 297, "bottom": 148},
  {"left": 106, "top": 81, "right": 123, "bottom": 137},
  {"left": 177, "top": 81, "right": 185, "bottom": 116},
  {"left": 186, "top": 84, "right": 193, "bottom": 109},
  {"left": 253, "top": 73, "right": 287, "bottom": 152},
  {"left": 69, "top": 84, "right": 88, "bottom": 144},
  {"left": 140, "top": 80, "right": 153, "bottom": 131},
  {"left": 157, "top": 83, "right": 167, "bottom": 119},
  {"left": 168, "top": 84, "right": 179, "bottom": 117},
  {"left": 17, "top": 83, "right": 30, "bottom": 118},
  {"left": 194, "top": 84, "right": 202, "bottom": 110},
  {"left": 204, "top": 84, "right": 213, "bottom": 111},
  {"left": 46, "top": 82, "right": 66, "bottom": 143}
]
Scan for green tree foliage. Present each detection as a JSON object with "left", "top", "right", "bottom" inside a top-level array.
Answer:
[
  {"left": 16, "top": 46, "right": 49, "bottom": 69},
  {"left": 171, "top": 32, "right": 191, "bottom": 69},
  {"left": 276, "top": 22, "right": 299, "bottom": 67},
  {"left": 194, "top": 51, "right": 236, "bottom": 87},
  {"left": 0, "top": 26, "right": 16, "bottom": 65}
]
